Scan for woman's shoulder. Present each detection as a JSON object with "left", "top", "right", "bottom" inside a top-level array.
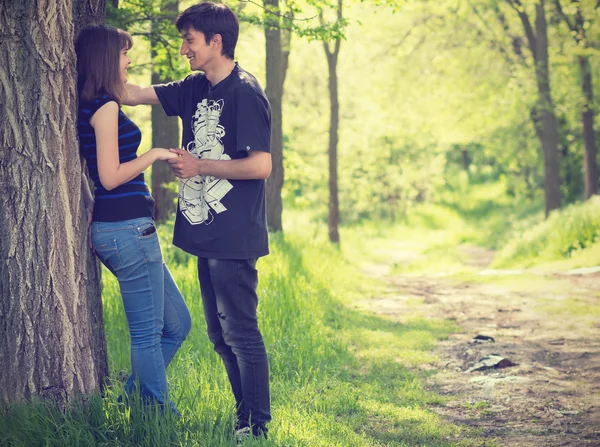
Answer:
[{"left": 80, "top": 94, "right": 119, "bottom": 116}]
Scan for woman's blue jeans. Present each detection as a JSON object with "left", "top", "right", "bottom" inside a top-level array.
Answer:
[{"left": 91, "top": 217, "right": 191, "bottom": 412}]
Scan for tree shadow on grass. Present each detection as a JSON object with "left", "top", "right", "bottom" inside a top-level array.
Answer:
[{"left": 271, "top": 236, "right": 498, "bottom": 447}]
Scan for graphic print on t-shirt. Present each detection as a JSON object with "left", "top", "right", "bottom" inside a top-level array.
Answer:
[{"left": 179, "top": 99, "right": 233, "bottom": 225}]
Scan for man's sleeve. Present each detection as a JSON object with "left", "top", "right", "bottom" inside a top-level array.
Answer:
[
  {"left": 236, "top": 88, "right": 271, "bottom": 153},
  {"left": 154, "top": 75, "right": 191, "bottom": 118}
]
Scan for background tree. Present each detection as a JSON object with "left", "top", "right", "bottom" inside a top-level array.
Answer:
[
  {"left": 264, "top": 0, "right": 286, "bottom": 232},
  {"left": 506, "top": 0, "right": 561, "bottom": 215},
  {"left": 151, "top": 0, "right": 180, "bottom": 223},
  {"left": 320, "top": 0, "right": 342, "bottom": 244},
  {"left": 553, "top": 0, "right": 598, "bottom": 199},
  {"left": 238, "top": 0, "right": 347, "bottom": 235},
  {"left": 0, "top": 0, "right": 108, "bottom": 405}
]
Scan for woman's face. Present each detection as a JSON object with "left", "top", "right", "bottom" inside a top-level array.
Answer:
[{"left": 119, "top": 48, "right": 131, "bottom": 84}]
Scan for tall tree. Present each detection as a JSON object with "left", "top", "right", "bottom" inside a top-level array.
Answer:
[
  {"left": 553, "top": 0, "right": 598, "bottom": 199},
  {"left": 507, "top": 0, "right": 561, "bottom": 215},
  {"left": 0, "top": 0, "right": 108, "bottom": 405},
  {"left": 236, "top": 1, "right": 346, "bottom": 233},
  {"left": 151, "top": 0, "right": 180, "bottom": 223},
  {"left": 320, "top": 0, "right": 342, "bottom": 244},
  {"left": 264, "top": 0, "right": 286, "bottom": 233}
]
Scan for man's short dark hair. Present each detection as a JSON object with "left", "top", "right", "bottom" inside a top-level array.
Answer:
[{"left": 176, "top": 2, "right": 239, "bottom": 60}]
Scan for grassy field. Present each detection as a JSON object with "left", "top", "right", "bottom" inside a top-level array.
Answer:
[
  {"left": 4, "top": 180, "right": 599, "bottom": 446},
  {"left": 0, "top": 217, "right": 497, "bottom": 447}
]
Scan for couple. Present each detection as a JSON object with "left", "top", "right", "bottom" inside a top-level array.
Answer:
[{"left": 76, "top": 2, "right": 271, "bottom": 439}]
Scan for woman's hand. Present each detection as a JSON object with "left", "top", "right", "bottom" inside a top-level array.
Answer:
[{"left": 151, "top": 148, "right": 180, "bottom": 161}]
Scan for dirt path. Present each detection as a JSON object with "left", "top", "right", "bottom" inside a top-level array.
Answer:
[{"left": 360, "top": 245, "right": 600, "bottom": 446}]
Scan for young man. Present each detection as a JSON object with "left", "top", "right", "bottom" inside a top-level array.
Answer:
[{"left": 125, "top": 2, "right": 272, "bottom": 438}]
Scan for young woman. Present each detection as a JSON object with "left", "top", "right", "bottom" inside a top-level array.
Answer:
[{"left": 75, "top": 25, "right": 191, "bottom": 415}]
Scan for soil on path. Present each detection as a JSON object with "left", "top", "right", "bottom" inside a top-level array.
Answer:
[{"left": 360, "top": 244, "right": 600, "bottom": 447}]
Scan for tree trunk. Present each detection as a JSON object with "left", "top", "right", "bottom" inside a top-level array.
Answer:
[
  {"left": 151, "top": 0, "right": 179, "bottom": 223},
  {"left": 553, "top": 0, "right": 598, "bottom": 199},
  {"left": 281, "top": 25, "right": 292, "bottom": 95},
  {"left": 0, "top": 0, "right": 108, "bottom": 406},
  {"left": 151, "top": 72, "right": 179, "bottom": 223},
  {"left": 508, "top": 0, "right": 561, "bottom": 215},
  {"left": 573, "top": 0, "right": 598, "bottom": 199},
  {"left": 326, "top": 50, "right": 340, "bottom": 244},
  {"left": 533, "top": 1, "right": 561, "bottom": 215},
  {"left": 322, "top": 1, "right": 342, "bottom": 244},
  {"left": 579, "top": 54, "right": 598, "bottom": 199},
  {"left": 73, "top": 0, "right": 106, "bottom": 33},
  {"left": 461, "top": 148, "right": 470, "bottom": 171},
  {"left": 264, "top": 0, "right": 284, "bottom": 233}
]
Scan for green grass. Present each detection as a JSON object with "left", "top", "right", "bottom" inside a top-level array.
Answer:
[
  {"left": 0, "top": 222, "right": 496, "bottom": 447},
  {"left": 493, "top": 195, "right": 600, "bottom": 268},
  {"left": 535, "top": 296, "right": 600, "bottom": 319},
  {"left": 342, "top": 179, "right": 600, "bottom": 275}
]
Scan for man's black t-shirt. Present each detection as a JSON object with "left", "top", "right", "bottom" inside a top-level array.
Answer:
[{"left": 154, "top": 64, "right": 271, "bottom": 259}]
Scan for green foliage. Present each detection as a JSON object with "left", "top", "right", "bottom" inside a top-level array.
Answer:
[
  {"left": 230, "top": 0, "right": 349, "bottom": 42},
  {"left": 0, "top": 224, "right": 496, "bottom": 446},
  {"left": 494, "top": 196, "right": 600, "bottom": 267},
  {"left": 107, "top": 0, "right": 600, "bottom": 227},
  {"left": 107, "top": 0, "right": 189, "bottom": 80}
]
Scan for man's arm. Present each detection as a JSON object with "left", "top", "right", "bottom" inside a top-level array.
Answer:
[
  {"left": 123, "top": 83, "right": 160, "bottom": 106},
  {"left": 167, "top": 148, "right": 272, "bottom": 180}
]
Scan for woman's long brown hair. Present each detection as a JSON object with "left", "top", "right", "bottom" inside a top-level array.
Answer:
[{"left": 75, "top": 25, "right": 133, "bottom": 103}]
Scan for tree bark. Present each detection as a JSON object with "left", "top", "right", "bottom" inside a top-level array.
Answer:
[
  {"left": 510, "top": 0, "right": 561, "bottom": 215},
  {"left": 281, "top": 24, "right": 291, "bottom": 95},
  {"left": 533, "top": 1, "right": 561, "bottom": 215},
  {"left": 574, "top": 2, "right": 598, "bottom": 198},
  {"left": 151, "top": 0, "right": 179, "bottom": 223},
  {"left": 151, "top": 72, "right": 179, "bottom": 223},
  {"left": 322, "top": 1, "right": 342, "bottom": 244},
  {"left": 264, "top": 0, "right": 284, "bottom": 233},
  {"left": 553, "top": 0, "right": 598, "bottom": 199},
  {"left": 0, "top": 0, "right": 108, "bottom": 406},
  {"left": 72, "top": 0, "right": 106, "bottom": 33},
  {"left": 579, "top": 54, "right": 598, "bottom": 198}
]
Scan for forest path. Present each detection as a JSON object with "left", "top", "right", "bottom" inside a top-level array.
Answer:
[{"left": 358, "top": 244, "right": 600, "bottom": 447}]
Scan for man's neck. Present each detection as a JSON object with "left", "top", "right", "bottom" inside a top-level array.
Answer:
[{"left": 204, "top": 58, "right": 236, "bottom": 87}]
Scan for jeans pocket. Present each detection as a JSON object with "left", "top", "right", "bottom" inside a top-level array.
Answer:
[
  {"left": 136, "top": 222, "right": 162, "bottom": 263},
  {"left": 92, "top": 236, "right": 122, "bottom": 271}
]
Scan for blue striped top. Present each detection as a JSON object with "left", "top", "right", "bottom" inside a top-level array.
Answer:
[{"left": 78, "top": 95, "right": 154, "bottom": 222}]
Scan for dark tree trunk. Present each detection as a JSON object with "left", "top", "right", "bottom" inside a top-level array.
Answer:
[
  {"left": 264, "top": 0, "right": 284, "bottom": 233},
  {"left": 509, "top": 0, "right": 561, "bottom": 216},
  {"left": 533, "top": 1, "right": 561, "bottom": 215},
  {"left": 281, "top": 25, "right": 291, "bottom": 95},
  {"left": 322, "top": 1, "right": 342, "bottom": 244},
  {"left": 0, "top": 0, "right": 108, "bottom": 406},
  {"left": 151, "top": 75, "right": 179, "bottom": 223},
  {"left": 579, "top": 54, "right": 598, "bottom": 198},
  {"left": 73, "top": 0, "right": 106, "bottom": 33},
  {"left": 461, "top": 148, "right": 470, "bottom": 171},
  {"left": 553, "top": 0, "right": 598, "bottom": 199},
  {"left": 574, "top": 3, "right": 598, "bottom": 198},
  {"left": 151, "top": 0, "right": 179, "bottom": 223}
]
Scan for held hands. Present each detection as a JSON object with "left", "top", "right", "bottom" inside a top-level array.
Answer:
[
  {"left": 167, "top": 148, "right": 202, "bottom": 179},
  {"left": 151, "top": 147, "right": 180, "bottom": 161}
]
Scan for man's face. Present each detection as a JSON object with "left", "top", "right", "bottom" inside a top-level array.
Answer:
[{"left": 179, "top": 27, "right": 216, "bottom": 71}]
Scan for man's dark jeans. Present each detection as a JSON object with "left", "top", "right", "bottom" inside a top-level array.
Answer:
[{"left": 197, "top": 257, "right": 271, "bottom": 430}]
